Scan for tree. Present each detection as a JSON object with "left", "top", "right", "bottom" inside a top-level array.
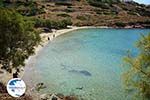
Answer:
[
  {"left": 0, "top": 8, "right": 41, "bottom": 72},
  {"left": 123, "top": 33, "right": 150, "bottom": 99},
  {"left": 0, "top": 1, "right": 4, "bottom": 7}
]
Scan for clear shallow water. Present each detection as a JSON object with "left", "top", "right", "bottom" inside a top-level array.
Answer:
[{"left": 27, "top": 29, "right": 150, "bottom": 100}]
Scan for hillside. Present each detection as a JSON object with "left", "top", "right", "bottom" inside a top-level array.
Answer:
[{"left": 1, "top": 0, "right": 150, "bottom": 27}]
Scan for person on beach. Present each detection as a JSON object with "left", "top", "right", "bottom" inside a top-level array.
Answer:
[
  {"left": 16, "top": 68, "right": 20, "bottom": 73},
  {"left": 48, "top": 37, "right": 50, "bottom": 40},
  {"left": 13, "top": 71, "right": 18, "bottom": 78},
  {"left": 53, "top": 34, "right": 56, "bottom": 38}
]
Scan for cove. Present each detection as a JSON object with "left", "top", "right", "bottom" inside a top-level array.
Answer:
[{"left": 24, "top": 28, "right": 150, "bottom": 100}]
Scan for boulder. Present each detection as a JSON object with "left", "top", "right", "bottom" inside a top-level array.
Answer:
[
  {"left": 35, "top": 82, "right": 46, "bottom": 91},
  {"left": 40, "top": 94, "right": 49, "bottom": 100}
]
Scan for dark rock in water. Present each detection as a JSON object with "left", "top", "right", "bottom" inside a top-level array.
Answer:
[
  {"left": 79, "top": 70, "right": 92, "bottom": 76},
  {"left": 68, "top": 69, "right": 92, "bottom": 76},
  {"left": 68, "top": 69, "right": 78, "bottom": 73},
  {"left": 35, "top": 82, "right": 46, "bottom": 91},
  {"left": 52, "top": 96, "right": 57, "bottom": 100},
  {"left": 76, "top": 86, "right": 83, "bottom": 90},
  {"left": 64, "top": 95, "right": 78, "bottom": 100}
]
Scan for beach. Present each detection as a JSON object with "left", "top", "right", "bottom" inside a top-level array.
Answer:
[
  {"left": 0, "top": 26, "right": 109, "bottom": 99},
  {"left": 22, "top": 26, "right": 110, "bottom": 99},
  {"left": 0, "top": 26, "right": 84, "bottom": 84},
  {"left": 20, "top": 26, "right": 96, "bottom": 99},
  {"left": 1, "top": 26, "right": 150, "bottom": 100},
  {"left": 0, "top": 26, "right": 108, "bottom": 89},
  {"left": 25, "top": 26, "right": 109, "bottom": 64}
]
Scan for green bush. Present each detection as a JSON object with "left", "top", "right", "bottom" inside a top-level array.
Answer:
[
  {"left": 136, "top": 20, "right": 150, "bottom": 24},
  {"left": 54, "top": 19, "right": 72, "bottom": 29},
  {"left": 65, "top": 8, "right": 75, "bottom": 13},
  {"left": 32, "top": 18, "right": 72, "bottom": 29},
  {"left": 123, "top": 33, "right": 150, "bottom": 99},
  {"left": 0, "top": 1, "right": 4, "bottom": 7},
  {"left": 115, "top": 22, "right": 126, "bottom": 27},
  {"left": 76, "top": 16, "right": 87, "bottom": 20},
  {"left": 57, "top": 13, "right": 71, "bottom": 17},
  {"left": 55, "top": 2, "right": 72, "bottom": 6},
  {"left": 16, "top": 1, "right": 45, "bottom": 16},
  {"left": 87, "top": 0, "right": 120, "bottom": 8}
]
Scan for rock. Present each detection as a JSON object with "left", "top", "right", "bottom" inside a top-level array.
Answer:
[
  {"left": 35, "top": 82, "right": 46, "bottom": 91},
  {"left": 76, "top": 86, "right": 83, "bottom": 90},
  {"left": 40, "top": 94, "right": 50, "bottom": 100},
  {"left": 79, "top": 70, "right": 92, "bottom": 76},
  {"left": 68, "top": 69, "right": 92, "bottom": 77},
  {"left": 64, "top": 96, "right": 78, "bottom": 100},
  {"left": 51, "top": 96, "right": 57, "bottom": 100},
  {"left": 50, "top": 94, "right": 61, "bottom": 100},
  {"left": 56, "top": 93, "right": 64, "bottom": 99}
]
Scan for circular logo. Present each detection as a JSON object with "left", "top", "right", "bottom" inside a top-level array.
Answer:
[{"left": 7, "top": 78, "right": 26, "bottom": 97}]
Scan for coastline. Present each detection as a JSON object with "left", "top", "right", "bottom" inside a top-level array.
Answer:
[
  {"left": 0, "top": 26, "right": 108, "bottom": 92},
  {"left": 21, "top": 26, "right": 103, "bottom": 98},
  {"left": 0, "top": 26, "right": 149, "bottom": 99},
  {"left": 0, "top": 26, "right": 85, "bottom": 84},
  {"left": 0, "top": 25, "right": 144, "bottom": 84},
  {"left": 19, "top": 25, "right": 150, "bottom": 83},
  {"left": 24, "top": 26, "right": 109, "bottom": 65}
]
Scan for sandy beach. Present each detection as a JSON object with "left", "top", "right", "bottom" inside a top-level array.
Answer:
[
  {"left": 0, "top": 26, "right": 109, "bottom": 85},
  {"left": 0, "top": 26, "right": 108, "bottom": 99},
  {"left": 21, "top": 26, "right": 110, "bottom": 98},
  {"left": 25, "top": 26, "right": 108, "bottom": 63}
]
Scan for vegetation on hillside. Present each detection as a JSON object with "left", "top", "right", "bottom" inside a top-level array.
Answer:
[
  {"left": 123, "top": 33, "right": 150, "bottom": 99},
  {"left": 0, "top": 8, "right": 41, "bottom": 72},
  {"left": 0, "top": 0, "right": 150, "bottom": 27},
  {"left": 87, "top": 0, "right": 121, "bottom": 7},
  {"left": 33, "top": 18, "right": 72, "bottom": 29}
]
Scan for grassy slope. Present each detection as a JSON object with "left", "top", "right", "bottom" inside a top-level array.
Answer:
[{"left": 2, "top": 0, "right": 150, "bottom": 27}]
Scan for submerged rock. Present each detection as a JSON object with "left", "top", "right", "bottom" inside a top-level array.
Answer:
[
  {"left": 35, "top": 82, "right": 46, "bottom": 91},
  {"left": 79, "top": 70, "right": 92, "bottom": 76},
  {"left": 40, "top": 93, "right": 50, "bottom": 100},
  {"left": 68, "top": 69, "right": 92, "bottom": 77},
  {"left": 51, "top": 96, "right": 57, "bottom": 100},
  {"left": 64, "top": 96, "right": 78, "bottom": 100},
  {"left": 76, "top": 86, "right": 83, "bottom": 90},
  {"left": 50, "top": 94, "right": 61, "bottom": 100},
  {"left": 68, "top": 69, "right": 78, "bottom": 73}
]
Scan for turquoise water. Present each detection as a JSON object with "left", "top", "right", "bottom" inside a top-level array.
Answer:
[{"left": 28, "top": 29, "right": 150, "bottom": 100}]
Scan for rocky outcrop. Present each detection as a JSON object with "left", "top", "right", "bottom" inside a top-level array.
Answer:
[{"left": 40, "top": 93, "right": 78, "bottom": 100}]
